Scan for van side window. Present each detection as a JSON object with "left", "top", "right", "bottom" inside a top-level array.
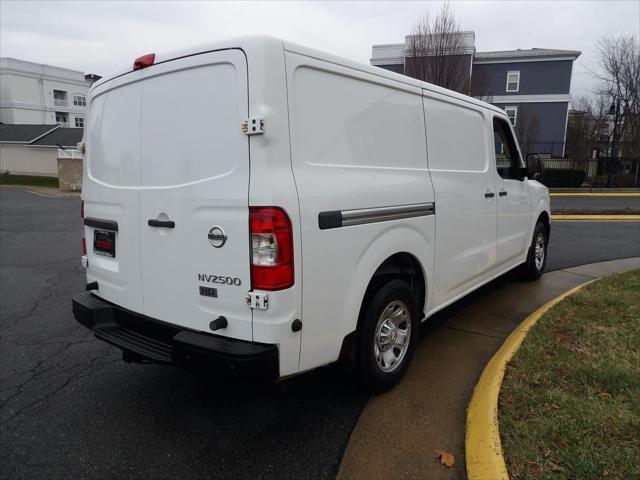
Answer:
[{"left": 493, "top": 117, "right": 522, "bottom": 180}]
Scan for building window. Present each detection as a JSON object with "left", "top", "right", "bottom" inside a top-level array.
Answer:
[
  {"left": 55, "top": 112, "right": 69, "bottom": 127},
  {"left": 73, "top": 95, "right": 87, "bottom": 107},
  {"left": 74, "top": 117, "right": 85, "bottom": 128},
  {"left": 506, "top": 71, "right": 520, "bottom": 92},
  {"left": 504, "top": 106, "right": 518, "bottom": 126},
  {"left": 53, "top": 90, "right": 68, "bottom": 106}
]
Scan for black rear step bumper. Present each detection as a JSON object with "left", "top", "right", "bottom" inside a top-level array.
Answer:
[{"left": 72, "top": 292, "right": 279, "bottom": 380}]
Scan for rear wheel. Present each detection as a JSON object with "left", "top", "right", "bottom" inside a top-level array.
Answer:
[
  {"left": 521, "top": 222, "right": 548, "bottom": 280},
  {"left": 357, "top": 279, "right": 419, "bottom": 393}
]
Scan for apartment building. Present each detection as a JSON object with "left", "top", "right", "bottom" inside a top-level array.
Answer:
[
  {"left": 0, "top": 57, "right": 100, "bottom": 127},
  {"left": 371, "top": 35, "right": 580, "bottom": 157}
]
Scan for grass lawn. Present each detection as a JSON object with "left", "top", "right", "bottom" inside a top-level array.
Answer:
[
  {"left": 0, "top": 173, "right": 59, "bottom": 188},
  {"left": 500, "top": 269, "right": 640, "bottom": 480}
]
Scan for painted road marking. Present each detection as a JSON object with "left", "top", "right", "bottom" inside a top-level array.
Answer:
[{"left": 465, "top": 281, "right": 595, "bottom": 480}]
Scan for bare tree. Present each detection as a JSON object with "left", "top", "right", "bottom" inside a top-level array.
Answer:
[
  {"left": 595, "top": 35, "right": 640, "bottom": 157},
  {"left": 565, "top": 95, "right": 610, "bottom": 158},
  {"left": 470, "top": 69, "right": 490, "bottom": 101},
  {"left": 404, "top": 3, "right": 472, "bottom": 94}
]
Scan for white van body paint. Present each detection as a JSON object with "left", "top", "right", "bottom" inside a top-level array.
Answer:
[{"left": 81, "top": 36, "right": 550, "bottom": 378}]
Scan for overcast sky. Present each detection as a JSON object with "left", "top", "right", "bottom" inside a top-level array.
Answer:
[{"left": 1, "top": 1, "right": 638, "bottom": 101}]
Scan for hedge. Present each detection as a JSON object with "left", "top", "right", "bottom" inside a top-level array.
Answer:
[{"left": 540, "top": 168, "right": 587, "bottom": 188}]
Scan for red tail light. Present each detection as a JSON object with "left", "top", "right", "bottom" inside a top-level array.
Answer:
[
  {"left": 81, "top": 200, "right": 86, "bottom": 255},
  {"left": 133, "top": 53, "right": 155, "bottom": 71},
  {"left": 250, "top": 207, "right": 294, "bottom": 290}
]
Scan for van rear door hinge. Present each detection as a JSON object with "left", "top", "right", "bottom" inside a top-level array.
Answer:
[
  {"left": 246, "top": 291, "right": 268, "bottom": 310},
  {"left": 241, "top": 117, "right": 264, "bottom": 136}
]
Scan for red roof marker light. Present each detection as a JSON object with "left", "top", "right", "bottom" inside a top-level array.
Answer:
[{"left": 133, "top": 53, "right": 155, "bottom": 71}]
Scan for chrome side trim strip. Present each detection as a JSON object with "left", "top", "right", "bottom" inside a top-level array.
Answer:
[{"left": 318, "top": 203, "right": 435, "bottom": 230}]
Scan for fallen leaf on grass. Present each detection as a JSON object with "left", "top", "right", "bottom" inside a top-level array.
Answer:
[
  {"left": 436, "top": 450, "right": 455, "bottom": 467},
  {"left": 554, "top": 434, "right": 571, "bottom": 447},
  {"left": 549, "top": 461, "right": 566, "bottom": 473},
  {"left": 603, "top": 468, "right": 624, "bottom": 478},
  {"left": 597, "top": 392, "right": 612, "bottom": 400}
]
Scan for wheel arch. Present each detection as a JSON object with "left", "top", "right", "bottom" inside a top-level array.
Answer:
[
  {"left": 338, "top": 250, "right": 428, "bottom": 367},
  {"left": 537, "top": 210, "right": 550, "bottom": 236}
]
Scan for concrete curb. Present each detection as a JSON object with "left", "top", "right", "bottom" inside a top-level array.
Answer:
[
  {"left": 551, "top": 214, "right": 640, "bottom": 221},
  {"left": 464, "top": 280, "right": 596, "bottom": 480}
]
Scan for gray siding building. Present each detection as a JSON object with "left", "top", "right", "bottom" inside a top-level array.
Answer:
[{"left": 371, "top": 36, "right": 580, "bottom": 157}]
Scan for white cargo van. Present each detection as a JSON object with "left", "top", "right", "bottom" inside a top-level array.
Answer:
[{"left": 73, "top": 36, "right": 550, "bottom": 392}]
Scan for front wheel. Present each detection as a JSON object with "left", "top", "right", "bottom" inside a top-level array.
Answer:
[
  {"left": 521, "top": 222, "right": 548, "bottom": 280},
  {"left": 357, "top": 279, "right": 419, "bottom": 393}
]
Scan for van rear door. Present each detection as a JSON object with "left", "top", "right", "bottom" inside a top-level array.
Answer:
[
  {"left": 84, "top": 78, "right": 144, "bottom": 314},
  {"left": 137, "top": 50, "right": 252, "bottom": 341}
]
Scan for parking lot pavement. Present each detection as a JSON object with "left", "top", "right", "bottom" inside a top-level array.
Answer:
[
  {"left": 1, "top": 187, "right": 639, "bottom": 480},
  {"left": 0, "top": 188, "right": 365, "bottom": 480}
]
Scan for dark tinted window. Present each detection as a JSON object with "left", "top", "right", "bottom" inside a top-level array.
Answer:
[{"left": 493, "top": 118, "right": 522, "bottom": 180}]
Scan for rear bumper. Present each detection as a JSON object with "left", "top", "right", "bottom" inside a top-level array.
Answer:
[{"left": 72, "top": 292, "right": 279, "bottom": 380}]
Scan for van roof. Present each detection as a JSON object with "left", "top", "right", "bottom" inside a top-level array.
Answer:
[{"left": 93, "top": 35, "right": 504, "bottom": 115}]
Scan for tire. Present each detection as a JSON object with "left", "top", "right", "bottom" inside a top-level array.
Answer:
[
  {"left": 357, "top": 279, "right": 419, "bottom": 393},
  {"left": 521, "top": 222, "right": 548, "bottom": 280}
]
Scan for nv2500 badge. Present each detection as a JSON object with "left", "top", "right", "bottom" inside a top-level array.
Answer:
[{"left": 197, "top": 274, "right": 242, "bottom": 286}]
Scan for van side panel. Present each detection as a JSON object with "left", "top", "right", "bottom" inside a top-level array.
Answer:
[
  {"left": 423, "top": 93, "right": 497, "bottom": 310},
  {"left": 285, "top": 52, "right": 435, "bottom": 371}
]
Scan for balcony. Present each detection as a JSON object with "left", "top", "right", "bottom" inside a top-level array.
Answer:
[{"left": 53, "top": 89, "right": 68, "bottom": 107}]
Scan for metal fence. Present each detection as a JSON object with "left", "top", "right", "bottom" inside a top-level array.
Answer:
[
  {"left": 520, "top": 141, "right": 640, "bottom": 160},
  {"left": 539, "top": 157, "right": 640, "bottom": 188}
]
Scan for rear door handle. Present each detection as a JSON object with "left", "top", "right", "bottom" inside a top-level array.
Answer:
[
  {"left": 484, "top": 192, "right": 495, "bottom": 198},
  {"left": 499, "top": 191, "right": 508, "bottom": 197},
  {"left": 148, "top": 219, "right": 175, "bottom": 228}
]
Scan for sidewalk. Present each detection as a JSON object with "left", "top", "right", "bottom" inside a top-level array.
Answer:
[
  {"left": 337, "top": 257, "right": 640, "bottom": 480},
  {"left": 0, "top": 185, "right": 80, "bottom": 198}
]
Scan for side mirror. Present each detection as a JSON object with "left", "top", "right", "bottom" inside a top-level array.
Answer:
[{"left": 525, "top": 153, "right": 544, "bottom": 180}]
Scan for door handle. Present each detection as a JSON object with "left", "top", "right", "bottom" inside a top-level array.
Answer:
[
  {"left": 499, "top": 191, "right": 508, "bottom": 197},
  {"left": 148, "top": 219, "right": 175, "bottom": 228},
  {"left": 484, "top": 192, "right": 495, "bottom": 198}
]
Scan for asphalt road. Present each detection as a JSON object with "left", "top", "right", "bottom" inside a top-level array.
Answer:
[
  {"left": 551, "top": 195, "right": 640, "bottom": 212},
  {"left": 547, "top": 220, "right": 640, "bottom": 270},
  {"left": 1, "top": 188, "right": 639, "bottom": 480}
]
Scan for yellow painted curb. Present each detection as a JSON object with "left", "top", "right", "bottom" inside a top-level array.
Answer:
[
  {"left": 465, "top": 280, "right": 596, "bottom": 480},
  {"left": 551, "top": 214, "right": 640, "bottom": 221},
  {"left": 550, "top": 193, "right": 640, "bottom": 197}
]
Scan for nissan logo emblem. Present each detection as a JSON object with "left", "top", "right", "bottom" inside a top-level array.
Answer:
[{"left": 208, "top": 226, "right": 227, "bottom": 248}]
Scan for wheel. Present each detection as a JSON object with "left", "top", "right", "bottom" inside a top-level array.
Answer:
[
  {"left": 357, "top": 279, "right": 419, "bottom": 393},
  {"left": 521, "top": 222, "right": 548, "bottom": 280}
]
